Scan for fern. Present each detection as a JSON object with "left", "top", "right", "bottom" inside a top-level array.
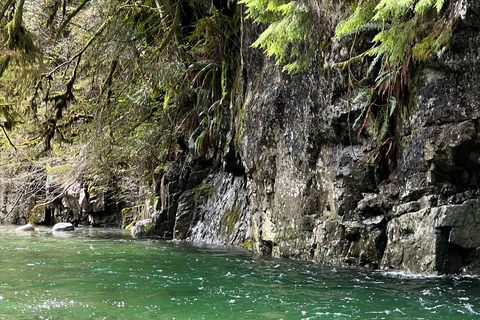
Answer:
[
  {"left": 367, "top": 52, "right": 383, "bottom": 76},
  {"left": 241, "top": 0, "right": 314, "bottom": 73},
  {"left": 337, "top": 0, "right": 449, "bottom": 71},
  {"left": 414, "top": 0, "right": 445, "bottom": 13},
  {"left": 372, "top": 0, "right": 414, "bottom": 21},
  {"left": 337, "top": 0, "right": 451, "bottom": 166},
  {"left": 335, "top": 0, "right": 378, "bottom": 40},
  {"left": 368, "top": 20, "right": 416, "bottom": 64},
  {"left": 352, "top": 89, "right": 374, "bottom": 130}
]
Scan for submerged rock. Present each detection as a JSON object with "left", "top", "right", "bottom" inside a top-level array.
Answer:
[
  {"left": 15, "top": 223, "right": 35, "bottom": 232},
  {"left": 52, "top": 222, "right": 74, "bottom": 232}
]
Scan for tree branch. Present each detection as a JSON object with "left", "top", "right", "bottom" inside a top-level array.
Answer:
[
  {"left": 55, "top": 0, "right": 91, "bottom": 39},
  {"left": 6, "top": 0, "right": 26, "bottom": 50},
  {"left": 153, "top": 2, "right": 179, "bottom": 56},
  {"left": 1, "top": 124, "right": 17, "bottom": 150},
  {"left": 0, "top": 0, "right": 15, "bottom": 23}
]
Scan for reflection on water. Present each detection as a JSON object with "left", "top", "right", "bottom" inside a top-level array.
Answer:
[{"left": 0, "top": 224, "right": 479, "bottom": 319}]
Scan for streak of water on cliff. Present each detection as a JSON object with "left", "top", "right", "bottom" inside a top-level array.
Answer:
[{"left": 0, "top": 225, "right": 479, "bottom": 319}]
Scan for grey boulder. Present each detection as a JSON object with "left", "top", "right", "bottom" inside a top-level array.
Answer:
[{"left": 52, "top": 222, "right": 75, "bottom": 232}]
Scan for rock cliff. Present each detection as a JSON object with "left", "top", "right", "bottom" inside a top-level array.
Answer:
[
  {"left": 164, "top": 0, "right": 480, "bottom": 276},
  {"left": 236, "top": 0, "right": 480, "bottom": 275}
]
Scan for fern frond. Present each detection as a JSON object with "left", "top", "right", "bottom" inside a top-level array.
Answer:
[
  {"left": 435, "top": 0, "right": 445, "bottom": 12},
  {"left": 388, "top": 96, "right": 396, "bottom": 116},
  {"left": 245, "top": 0, "right": 313, "bottom": 73},
  {"left": 414, "top": 0, "right": 435, "bottom": 13},
  {"left": 335, "top": 0, "right": 377, "bottom": 40},
  {"left": 367, "top": 52, "right": 384, "bottom": 76},
  {"left": 373, "top": 0, "right": 414, "bottom": 22}
]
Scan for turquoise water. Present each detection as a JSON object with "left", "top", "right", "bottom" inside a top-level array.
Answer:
[{"left": 0, "top": 225, "right": 479, "bottom": 319}]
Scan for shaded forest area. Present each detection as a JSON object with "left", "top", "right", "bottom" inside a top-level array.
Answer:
[{"left": 0, "top": 0, "right": 241, "bottom": 219}]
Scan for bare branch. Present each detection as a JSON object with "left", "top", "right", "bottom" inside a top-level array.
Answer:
[{"left": 55, "top": 0, "right": 91, "bottom": 39}]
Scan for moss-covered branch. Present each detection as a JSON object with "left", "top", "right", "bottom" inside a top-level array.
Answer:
[
  {"left": 7, "top": 0, "right": 26, "bottom": 49},
  {"left": 6, "top": 0, "right": 38, "bottom": 57},
  {"left": 153, "top": 1, "right": 180, "bottom": 56},
  {"left": 0, "top": 0, "right": 15, "bottom": 23},
  {"left": 0, "top": 55, "right": 11, "bottom": 78},
  {"left": 98, "top": 58, "right": 118, "bottom": 101}
]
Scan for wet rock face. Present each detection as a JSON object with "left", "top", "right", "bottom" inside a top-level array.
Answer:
[
  {"left": 43, "top": 183, "right": 119, "bottom": 228},
  {"left": 382, "top": 199, "right": 480, "bottom": 275},
  {"left": 173, "top": 170, "right": 248, "bottom": 246},
  {"left": 239, "top": 3, "right": 379, "bottom": 266},
  {"left": 379, "top": 2, "right": 480, "bottom": 275},
  {"left": 238, "top": 0, "right": 480, "bottom": 275}
]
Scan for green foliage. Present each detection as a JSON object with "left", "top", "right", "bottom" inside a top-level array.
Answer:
[
  {"left": 335, "top": 0, "right": 379, "bottom": 39},
  {"left": 186, "top": 15, "right": 225, "bottom": 61},
  {"left": 243, "top": 237, "right": 253, "bottom": 250},
  {"left": 336, "top": 0, "right": 452, "bottom": 168},
  {"left": 352, "top": 89, "right": 396, "bottom": 165},
  {"left": 414, "top": 0, "right": 445, "bottom": 13},
  {"left": 0, "top": 0, "right": 238, "bottom": 194},
  {"left": 241, "top": 0, "right": 314, "bottom": 73},
  {"left": 336, "top": 0, "right": 450, "bottom": 75},
  {"left": 78, "top": 0, "right": 239, "bottom": 195}
]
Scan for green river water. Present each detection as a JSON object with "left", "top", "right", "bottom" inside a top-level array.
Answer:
[{"left": 0, "top": 225, "right": 479, "bottom": 319}]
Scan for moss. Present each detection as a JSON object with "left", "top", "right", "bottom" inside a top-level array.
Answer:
[
  {"left": 144, "top": 220, "right": 155, "bottom": 232},
  {"left": 87, "top": 184, "right": 99, "bottom": 197},
  {"left": 243, "top": 237, "right": 253, "bottom": 250},
  {"left": 27, "top": 204, "right": 47, "bottom": 224},
  {"left": 192, "top": 184, "right": 213, "bottom": 197},
  {"left": 46, "top": 164, "right": 72, "bottom": 174},
  {"left": 320, "top": 35, "right": 331, "bottom": 52},
  {"left": 125, "top": 217, "right": 154, "bottom": 232},
  {"left": 221, "top": 202, "right": 242, "bottom": 237},
  {"left": 146, "top": 193, "right": 160, "bottom": 212},
  {"left": 154, "top": 163, "right": 168, "bottom": 175},
  {"left": 0, "top": 56, "right": 11, "bottom": 78},
  {"left": 124, "top": 220, "right": 135, "bottom": 230},
  {"left": 121, "top": 205, "right": 143, "bottom": 229},
  {"left": 6, "top": 0, "right": 39, "bottom": 59},
  {"left": 234, "top": 98, "right": 247, "bottom": 150}
]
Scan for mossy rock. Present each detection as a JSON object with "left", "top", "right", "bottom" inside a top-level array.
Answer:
[
  {"left": 27, "top": 204, "right": 47, "bottom": 224},
  {"left": 192, "top": 184, "right": 213, "bottom": 197},
  {"left": 121, "top": 205, "right": 142, "bottom": 229},
  {"left": 243, "top": 237, "right": 253, "bottom": 250},
  {"left": 221, "top": 202, "right": 242, "bottom": 237},
  {"left": 124, "top": 220, "right": 136, "bottom": 230}
]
